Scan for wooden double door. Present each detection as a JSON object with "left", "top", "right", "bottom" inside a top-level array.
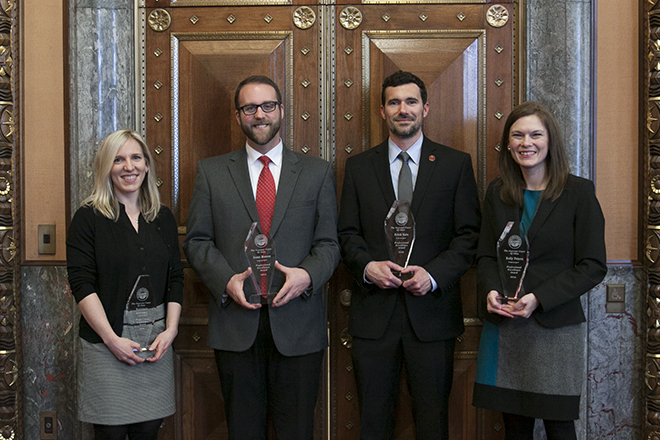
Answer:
[{"left": 141, "top": 1, "right": 517, "bottom": 438}]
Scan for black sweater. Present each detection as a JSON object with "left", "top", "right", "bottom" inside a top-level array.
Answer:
[{"left": 66, "top": 204, "right": 184, "bottom": 343}]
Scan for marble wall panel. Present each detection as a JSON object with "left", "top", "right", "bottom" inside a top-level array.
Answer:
[
  {"left": 526, "top": 0, "right": 592, "bottom": 178},
  {"left": 21, "top": 267, "right": 80, "bottom": 440},
  {"left": 69, "top": 3, "right": 135, "bottom": 213},
  {"left": 585, "top": 266, "right": 644, "bottom": 439}
]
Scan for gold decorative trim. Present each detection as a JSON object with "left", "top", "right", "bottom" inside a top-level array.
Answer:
[
  {"left": 340, "top": 289, "right": 352, "bottom": 306},
  {"left": 301, "top": 111, "right": 311, "bottom": 121},
  {"left": 345, "top": 145, "right": 354, "bottom": 154},
  {"left": 154, "top": 48, "right": 163, "bottom": 57},
  {"left": 487, "top": 4, "right": 509, "bottom": 28},
  {"left": 382, "top": 14, "right": 391, "bottom": 22},
  {"left": 457, "top": 12, "right": 466, "bottom": 21},
  {"left": 156, "top": 178, "right": 164, "bottom": 187},
  {"left": 148, "top": 9, "right": 172, "bottom": 32},
  {"left": 344, "top": 79, "right": 353, "bottom": 88},
  {"left": 190, "top": 15, "right": 199, "bottom": 25},
  {"left": 494, "top": 110, "right": 504, "bottom": 120},
  {"left": 264, "top": 14, "right": 273, "bottom": 24},
  {"left": 339, "top": 7, "right": 362, "bottom": 30},
  {"left": 169, "top": 0, "right": 292, "bottom": 5},
  {"left": 154, "top": 112, "right": 163, "bottom": 122},
  {"left": 154, "top": 145, "right": 163, "bottom": 155},
  {"left": 644, "top": 3, "right": 660, "bottom": 436},
  {"left": 301, "top": 78, "right": 311, "bottom": 88},
  {"left": 420, "top": 13, "right": 429, "bottom": 22},
  {"left": 293, "top": 7, "right": 316, "bottom": 30},
  {"left": 154, "top": 80, "right": 163, "bottom": 89},
  {"left": 344, "top": 46, "right": 354, "bottom": 55},
  {"left": 227, "top": 14, "right": 236, "bottom": 24},
  {"left": 344, "top": 112, "right": 354, "bottom": 121},
  {"left": 361, "top": 0, "right": 484, "bottom": 4},
  {"left": 495, "top": 78, "right": 504, "bottom": 87},
  {"left": 495, "top": 45, "right": 504, "bottom": 54},
  {"left": 301, "top": 46, "right": 310, "bottom": 55},
  {"left": 301, "top": 145, "right": 310, "bottom": 154}
]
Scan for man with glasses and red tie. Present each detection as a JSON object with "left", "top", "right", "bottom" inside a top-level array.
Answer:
[{"left": 184, "top": 75, "right": 339, "bottom": 440}]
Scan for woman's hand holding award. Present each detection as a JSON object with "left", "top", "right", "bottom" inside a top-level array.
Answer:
[{"left": 122, "top": 275, "right": 164, "bottom": 359}]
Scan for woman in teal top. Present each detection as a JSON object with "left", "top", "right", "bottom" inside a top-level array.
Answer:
[{"left": 472, "top": 102, "right": 607, "bottom": 440}]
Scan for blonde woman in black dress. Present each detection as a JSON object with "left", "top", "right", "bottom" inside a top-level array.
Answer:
[{"left": 67, "top": 129, "right": 183, "bottom": 440}]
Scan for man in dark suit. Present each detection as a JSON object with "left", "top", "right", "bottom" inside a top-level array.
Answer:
[
  {"left": 338, "top": 71, "right": 481, "bottom": 439},
  {"left": 183, "top": 75, "right": 340, "bottom": 440}
]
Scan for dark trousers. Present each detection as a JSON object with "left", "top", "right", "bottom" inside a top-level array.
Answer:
[
  {"left": 503, "top": 413, "right": 577, "bottom": 440},
  {"left": 93, "top": 419, "right": 162, "bottom": 440},
  {"left": 351, "top": 294, "right": 456, "bottom": 440},
  {"left": 214, "top": 307, "right": 324, "bottom": 440}
]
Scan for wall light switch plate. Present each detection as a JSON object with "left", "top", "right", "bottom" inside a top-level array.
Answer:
[
  {"left": 40, "top": 411, "right": 57, "bottom": 439},
  {"left": 606, "top": 283, "right": 625, "bottom": 314},
  {"left": 38, "top": 225, "right": 56, "bottom": 255}
]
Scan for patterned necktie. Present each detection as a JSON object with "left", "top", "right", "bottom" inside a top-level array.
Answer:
[
  {"left": 256, "top": 156, "right": 276, "bottom": 295},
  {"left": 256, "top": 156, "right": 276, "bottom": 237},
  {"left": 398, "top": 151, "right": 413, "bottom": 203}
]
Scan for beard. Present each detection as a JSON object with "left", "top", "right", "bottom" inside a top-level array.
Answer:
[
  {"left": 386, "top": 115, "right": 423, "bottom": 139},
  {"left": 241, "top": 116, "right": 282, "bottom": 146}
]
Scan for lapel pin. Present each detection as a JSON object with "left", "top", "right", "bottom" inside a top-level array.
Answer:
[{"left": 428, "top": 155, "right": 436, "bottom": 162}]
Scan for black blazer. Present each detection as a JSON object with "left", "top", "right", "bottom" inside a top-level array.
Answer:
[
  {"left": 477, "top": 175, "right": 607, "bottom": 328},
  {"left": 338, "top": 137, "right": 481, "bottom": 342}
]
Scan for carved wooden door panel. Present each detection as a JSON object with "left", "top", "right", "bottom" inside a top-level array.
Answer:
[
  {"left": 330, "top": 3, "right": 515, "bottom": 440},
  {"left": 141, "top": 1, "right": 516, "bottom": 439},
  {"left": 141, "top": 3, "right": 327, "bottom": 439}
]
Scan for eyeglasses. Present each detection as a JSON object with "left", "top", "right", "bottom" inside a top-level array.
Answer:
[{"left": 239, "top": 101, "right": 280, "bottom": 115}]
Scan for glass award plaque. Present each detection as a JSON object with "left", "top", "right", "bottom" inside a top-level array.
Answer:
[
  {"left": 122, "top": 274, "right": 164, "bottom": 359},
  {"left": 245, "top": 222, "right": 277, "bottom": 305},
  {"left": 496, "top": 221, "right": 530, "bottom": 304},
  {"left": 384, "top": 200, "right": 415, "bottom": 281}
]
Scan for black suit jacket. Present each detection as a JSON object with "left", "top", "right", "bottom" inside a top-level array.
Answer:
[
  {"left": 476, "top": 175, "right": 607, "bottom": 328},
  {"left": 338, "top": 137, "right": 481, "bottom": 342}
]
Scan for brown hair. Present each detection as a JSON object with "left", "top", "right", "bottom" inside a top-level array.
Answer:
[
  {"left": 234, "top": 75, "right": 282, "bottom": 109},
  {"left": 498, "top": 101, "right": 569, "bottom": 206}
]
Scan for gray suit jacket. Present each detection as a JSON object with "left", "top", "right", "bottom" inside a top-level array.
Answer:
[{"left": 183, "top": 146, "right": 340, "bottom": 356}]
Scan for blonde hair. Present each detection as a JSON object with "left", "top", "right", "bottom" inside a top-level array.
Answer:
[{"left": 82, "top": 129, "right": 161, "bottom": 222}]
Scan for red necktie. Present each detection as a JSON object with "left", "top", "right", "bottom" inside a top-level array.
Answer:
[{"left": 256, "top": 156, "right": 276, "bottom": 295}]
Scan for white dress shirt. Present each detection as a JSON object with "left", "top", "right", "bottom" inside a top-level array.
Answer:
[{"left": 245, "top": 140, "right": 283, "bottom": 198}]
